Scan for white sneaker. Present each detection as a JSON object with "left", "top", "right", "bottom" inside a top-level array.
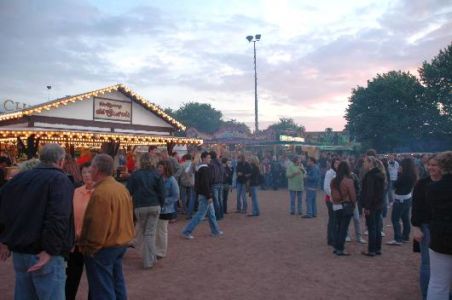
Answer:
[
  {"left": 345, "top": 236, "right": 352, "bottom": 242},
  {"left": 181, "top": 233, "right": 194, "bottom": 240},
  {"left": 386, "top": 240, "right": 402, "bottom": 246},
  {"left": 364, "top": 230, "right": 369, "bottom": 236},
  {"left": 381, "top": 231, "right": 386, "bottom": 237},
  {"left": 211, "top": 231, "right": 224, "bottom": 237},
  {"left": 358, "top": 238, "right": 367, "bottom": 244}
]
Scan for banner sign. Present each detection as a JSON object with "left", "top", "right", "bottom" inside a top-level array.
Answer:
[{"left": 93, "top": 97, "right": 132, "bottom": 123}]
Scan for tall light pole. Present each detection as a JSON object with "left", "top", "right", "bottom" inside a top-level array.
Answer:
[{"left": 246, "top": 34, "right": 261, "bottom": 133}]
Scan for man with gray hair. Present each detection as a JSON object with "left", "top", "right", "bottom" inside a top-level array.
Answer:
[
  {"left": 79, "top": 153, "right": 134, "bottom": 299},
  {"left": 0, "top": 143, "right": 75, "bottom": 300}
]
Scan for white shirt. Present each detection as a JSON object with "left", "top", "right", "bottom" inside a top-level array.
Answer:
[
  {"left": 323, "top": 169, "right": 336, "bottom": 196},
  {"left": 388, "top": 160, "right": 399, "bottom": 181}
]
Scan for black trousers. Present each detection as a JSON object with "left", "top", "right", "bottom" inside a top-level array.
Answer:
[
  {"left": 366, "top": 209, "right": 383, "bottom": 253},
  {"left": 66, "top": 248, "right": 90, "bottom": 300}
]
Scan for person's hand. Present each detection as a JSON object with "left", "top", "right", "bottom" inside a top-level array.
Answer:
[
  {"left": 0, "top": 243, "right": 10, "bottom": 262},
  {"left": 208, "top": 198, "right": 213, "bottom": 204},
  {"left": 27, "top": 251, "right": 51, "bottom": 272},
  {"left": 413, "top": 227, "right": 423, "bottom": 242}
]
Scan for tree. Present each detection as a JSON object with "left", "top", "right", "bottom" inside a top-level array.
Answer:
[
  {"left": 419, "top": 42, "right": 452, "bottom": 134},
  {"left": 172, "top": 102, "right": 223, "bottom": 134},
  {"left": 222, "top": 119, "right": 251, "bottom": 135},
  {"left": 267, "top": 118, "right": 305, "bottom": 137},
  {"left": 345, "top": 70, "right": 441, "bottom": 152}
]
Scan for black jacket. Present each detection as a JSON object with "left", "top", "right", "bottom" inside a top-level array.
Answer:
[
  {"left": 223, "top": 165, "right": 233, "bottom": 185},
  {"left": 236, "top": 161, "right": 251, "bottom": 184},
  {"left": 411, "top": 177, "right": 433, "bottom": 227},
  {"left": 209, "top": 159, "right": 224, "bottom": 185},
  {"left": 0, "top": 164, "right": 75, "bottom": 256},
  {"left": 360, "top": 168, "right": 385, "bottom": 211},
  {"left": 249, "top": 164, "right": 261, "bottom": 187},
  {"left": 195, "top": 164, "right": 212, "bottom": 199},
  {"left": 126, "top": 168, "right": 165, "bottom": 208},
  {"left": 427, "top": 174, "right": 452, "bottom": 255}
]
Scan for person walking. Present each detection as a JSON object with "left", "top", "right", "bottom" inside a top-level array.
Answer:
[
  {"left": 324, "top": 158, "right": 340, "bottom": 246},
  {"left": 155, "top": 160, "right": 179, "bottom": 259},
  {"left": 0, "top": 144, "right": 74, "bottom": 300},
  {"left": 209, "top": 151, "right": 224, "bottom": 220},
  {"left": 179, "top": 154, "right": 195, "bottom": 216},
  {"left": 387, "top": 158, "right": 417, "bottom": 246},
  {"left": 126, "top": 153, "right": 165, "bottom": 269},
  {"left": 248, "top": 156, "right": 261, "bottom": 217},
  {"left": 79, "top": 154, "right": 134, "bottom": 299},
  {"left": 426, "top": 151, "right": 452, "bottom": 300},
  {"left": 236, "top": 154, "right": 251, "bottom": 214},
  {"left": 361, "top": 156, "right": 386, "bottom": 257},
  {"left": 222, "top": 157, "right": 233, "bottom": 215},
  {"left": 286, "top": 156, "right": 305, "bottom": 216},
  {"left": 181, "top": 151, "right": 223, "bottom": 239}
]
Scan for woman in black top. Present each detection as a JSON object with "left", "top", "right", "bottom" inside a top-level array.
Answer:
[
  {"left": 426, "top": 151, "right": 452, "bottom": 299},
  {"left": 248, "top": 156, "right": 261, "bottom": 216}
]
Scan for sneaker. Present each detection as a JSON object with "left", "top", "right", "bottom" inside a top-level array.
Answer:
[
  {"left": 358, "top": 238, "right": 367, "bottom": 244},
  {"left": 381, "top": 231, "right": 386, "bottom": 237},
  {"left": 211, "top": 231, "right": 224, "bottom": 237},
  {"left": 364, "top": 230, "right": 369, "bottom": 235},
  {"left": 345, "top": 236, "right": 352, "bottom": 242},
  {"left": 181, "top": 233, "right": 194, "bottom": 240},
  {"left": 386, "top": 240, "right": 402, "bottom": 246},
  {"left": 361, "top": 251, "right": 376, "bottom": 257}
]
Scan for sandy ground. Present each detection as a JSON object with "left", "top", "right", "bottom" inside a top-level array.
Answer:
[{"left": 0, "top": 189, "right": 421, "bottom": 300}]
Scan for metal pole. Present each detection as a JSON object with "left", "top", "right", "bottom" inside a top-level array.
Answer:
[{"left": 254, "top": 41, "right": 258, "bottom": 132}]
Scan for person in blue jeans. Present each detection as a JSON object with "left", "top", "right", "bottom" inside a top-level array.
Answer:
[
  {"left": 235, "top": 154, "right": 251, "bottom": 213},
  {"left": 286, "top": 156, "right": 305, "bottom": 215},
  {"left": 0, "top": 144, "right": 75, "bottom": 300},
  {"left": 248, "top": 156, "right": 261, "bottom": 216},
  {"left": 182, "top": 152, "right": 222, "bottom": 239},
  {"left": 305, "top": 157, "right": 320, "bottom": 218}
]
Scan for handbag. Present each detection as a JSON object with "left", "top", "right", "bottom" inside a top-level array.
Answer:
[{"left": 342, "top": 202, "right": 355, "bottom": 216}]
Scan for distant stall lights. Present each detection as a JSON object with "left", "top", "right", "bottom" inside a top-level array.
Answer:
[{"left": 279, "top": 135, "right": 305, "bottom": 143}]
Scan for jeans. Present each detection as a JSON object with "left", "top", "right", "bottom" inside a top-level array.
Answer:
[
  {"left": 427, "top": 249, "right": 452, "bottom": 300},
  {"left": 84, "top": 247, "right": 127, "bottom": 300},
  {"left": 289, "top": 190, "right": 303, "bottom": 214},
  {"left": 365, "top": 209, "right": 382, "bottom": 254},
  {"left": 134, "top": 205, "right": 160, "bottom": 268},
  {"left": 326, "top": 201, "right": 335, "bottom": 246},
  {"left": 249, "top": 186, "right": 260, "bottom": 216},
  {"left": 182, "top": 194, "right": 221, "bottom": 235},
  {"left": 388, "top": 180, "right": 396, "bottom": 204},
  {"left": 334, "top": 209, "right": 352, "bottom": 252},
  {"left": 306, "top": 189, "right": 317, "bottom": 217},
  {"left": 212, "top": 184, "right": 224, "bottom": 220},
  {"left": 222, "top": 184, "right": 230, "bottom": 214},
  {"left": 348, "top": 205, "right": 362, "bottom": 240},
  {"left": 13, "top": 252, "right": 66, "bottom": 300},
  {"left": 155, "top": 219, "right": 169, "bottom": 258},
  {"left": 420, "top": 224, "right": 431, "bottom": 300},
  {"left": 391, "top": 199, "right": 411, "bottom": 242},
  {"left": 180, "top": 186, "right": 195, "bottom": 215},
  {"left": 236, "top": 182, "right": 248, "bottom": 212}
]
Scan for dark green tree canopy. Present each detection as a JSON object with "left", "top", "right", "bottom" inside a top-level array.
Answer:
[
  {"left": 345, "top": 70, "right": 442, "bottom": 152},
  {"left": 169, "top": 102, "right": 223, "bottom": 134},
  {"left": 267, "top": 118, "right": 305, "bottom": 137}
]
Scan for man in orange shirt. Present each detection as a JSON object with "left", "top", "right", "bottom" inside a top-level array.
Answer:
[{"left": 79, "top": 154, "right": 134, "bottom": 299}]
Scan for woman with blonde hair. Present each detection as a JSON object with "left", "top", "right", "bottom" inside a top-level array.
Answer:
[
  {"left": 248, "top": 155, "right": 261, "bottom": 217},
  {"left": 126, "top": 153, "right": 165, "bottom": 269}
]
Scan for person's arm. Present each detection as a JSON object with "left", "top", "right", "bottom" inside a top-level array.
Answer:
[
  {"left": 348, "top": 179, "right": 357, "bottom": 203},
  {"left": 323, "top": 171, "right": 333, "bottom": 195},
  {"left": 155, "top": 175, "right": 165, "bottom": 207},
  {"left": 168, "top": 177, "right": 180, "bottom": 205}
]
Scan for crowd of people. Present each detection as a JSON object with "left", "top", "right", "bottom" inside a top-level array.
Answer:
[{"left": 0, "top": 143, "right": 450, "bottom": 299}]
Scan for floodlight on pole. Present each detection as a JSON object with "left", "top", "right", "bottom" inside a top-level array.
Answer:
[{"left": 246, "top": 34, "right": 261, "bottom": 133}]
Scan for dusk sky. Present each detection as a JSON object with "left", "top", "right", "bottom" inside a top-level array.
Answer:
[{"left": 1, "top": 0, "right": 451, "bottom": 131}]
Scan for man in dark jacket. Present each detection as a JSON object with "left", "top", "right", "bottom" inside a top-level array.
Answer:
[
  {"left": 209, "top": 151, "right": 225, "bottom": 220},
  {"left": 0, "top": 144, "right": 74, "bottom": 300},
  {"left": 181, "top": 151, "right": 223, "bottom": 239},
  {"left": 236, "top": 154, "right": 251, "bottom": 213}
]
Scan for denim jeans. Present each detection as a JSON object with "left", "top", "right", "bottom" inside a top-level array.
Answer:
[
  {"left": 365, "top": 209, "right": 382, "bottom": 254},
  {"left": 334, "top": 209, "right": 352, "bottom": 252},
  {"left": 427, "top": 249, "right": 452, "bottom": 300},
  {"left": 84, "top": 247, "right": 127, "bottom": 300},
  {"left": 419, "top": 224, "right": 431, "bottom": 300},
  {"left": 180, "top": 185, "right": 195, "bottom": 215},
  {"left": 212, "top": 184, "right": 224, "bottom": 220},
  {"left": 249, "top": 186, "right": 260, "bottom": 216},
  {"left": 134, "top": 205, "right": 160, "bottom": 268},
  {"left": 391, "top": 199, "right": 411, "bottom": 242},
  {"left": 348, "top": 205, "right": 362, "bottom": 240},
  {"left": 182, "top": 194, "right": 221, "bottom": 235},
  {"left": 13, "top": 252, "right": 66, "bottom": 300},
  {"left": 236, "top": 182, "right": 248, "bottom": 212},
  {"left": 222, "top": 184, "right": 230, "bottom": 214},
  {"left": 326, "top": 201, "right": 335, "bottom": 246},
  {"left": 289, "top": 190, "right": 302, "bottom": 214},
  {"left": 306, "top": 189, "right": 317, "bottom": 217}
]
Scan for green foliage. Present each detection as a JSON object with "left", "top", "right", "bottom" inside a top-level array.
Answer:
[
  {"left": 223, "top": 119, "right": 252, "bottom": 135},
  {"left": 172, "top": 102, "right": 223, "bottom": 134},
  {"left": 345, "top": 71, "right": 440, "bottom": 152},
  {"left": 419, "top": 42, "right": 452, "bottom": 133},
  {"left": 267, "top": 118, "right": 305, "bottom": 136}
]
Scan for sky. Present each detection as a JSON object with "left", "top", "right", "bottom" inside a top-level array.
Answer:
[{"left": 0, "top": 0, "right": 451, "bottom": 131}]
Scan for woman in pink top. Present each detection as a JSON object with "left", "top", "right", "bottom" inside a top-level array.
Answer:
[{"left": 66, "top": 162, "right": 94, "bottom": 300}]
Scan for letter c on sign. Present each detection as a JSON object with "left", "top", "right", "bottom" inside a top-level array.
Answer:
[{"left": 3, "top": 100, "right": 15, "bottom": 112}]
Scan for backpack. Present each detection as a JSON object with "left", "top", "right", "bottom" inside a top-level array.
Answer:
[{"left": 180, "top": 162, "right": 194, "bottom": 187}]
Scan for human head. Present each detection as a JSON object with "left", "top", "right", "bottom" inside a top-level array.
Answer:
[
  {"left": 364, "top": 156, "right": 379, "bottom": 171},
  {"left": 427, "top": 154, "right": 441, "bottom": 179},
  {"left": 157, "top": 160, "right": 173, "bottom": 177},
  {"left": 140, "top": 153, "right": 156, "bottom": 170},
  {"left": 221, "top": 157, "right": 228, "bottom": 164},
  {"left": 80, "top": 162, "right": 93, "bottom": 187},
  {"left": 330, "top": 158, "right": 339, "bottom": 172},
  {"left": 239, "top": 154, "right": 246, "bottom": 162},
  {"left": 90, "top": 154, "right": 114, "bottom": 182},
  {"left": 308, "top": 157, "right": 316, "bottom": 166},
  {"left": 209, "top": 151, "right": 218, "bottom": 160},
  {"left": 201, "top": 151, "right": 211, "bottom": 164},
  {"left": 291, "top": 156, "right": 300, "bottom": 165},
  {"left": 366, "top": 149, "right": 377, "bottom": 157},
  {"left": 39, "top": 144, "right": 66, "bottom": 169},
  {"left": 250, "top": 155, "right": 260, "bottom": 167},
  {"left": 436, "top": 151, "right": 452, "bottom": 175},
  {"left": 399, "top": 158, "right": 417, "bottom": 178}
]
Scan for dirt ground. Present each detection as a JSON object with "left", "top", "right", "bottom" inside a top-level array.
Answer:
[{"left": 0, "top": 189, "right": 421, "bottom": 300}]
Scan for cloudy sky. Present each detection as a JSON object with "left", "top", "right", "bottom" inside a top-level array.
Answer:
[{"left": 0, "top": 0, "right": 451, "bottom": 131}]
